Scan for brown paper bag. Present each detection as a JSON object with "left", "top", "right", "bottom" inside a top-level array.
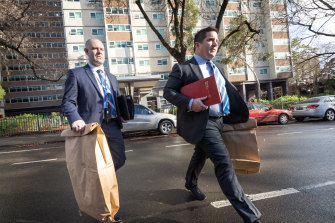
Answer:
[
  {"left": 222, "top": 118, "right": 260, "bottom": 174},
  {"left": 61, "top": 123, "right": 119, "bottom": 222}
]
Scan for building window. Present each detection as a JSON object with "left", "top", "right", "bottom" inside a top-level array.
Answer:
[
  {"left": 205, "top": 0, "right": 215, "bottom": 6},
  {"left": 107, "top": 25, "right": 131, "bottom": 32},
  {"left": 273, "top": 39, "right": 289, "bottom": 45},
  {"left": 139, "top": 60, "right": 150, "bottom": 66},
  {"left": 137, "top": 44, "right": 148, "bottom": 50},
  {"left": 158, "top": 29, "right": 165, "bottom": 35},
  {"left": 276, "top": 66, "right": 291, "bottom": 73},
  {"left": 111, "top": 58, "right": 134, "bottom": 65},
  {"left": 258, "top": 42, "right": 265, "bottom": 48},
  {"left": 260, "top": 69, "right": 267, "bottom": 75},
  {"left": 272, "top": 25, "right": 287, "bottom": 32},
  {"left": 70, "top": 29, "right": 83, "bottom": 35},
  {"left": 92, "top": 28, "right": 104, "bottom": 35},
  {"left": 270, "top": 0, "right": 283, "bottom": 4},
  {"left": 270, "top": 11, "right": 285, "bottom": 18},
  {"left": 155, "top": 44, "right": 166, "bottom": 50},
  {"left": 136, "top": 29, "right": 147, "bottom": 35},
  {"left": 274, "top": 52, "right": 290, "bottom": 59},
  {"left": 157, "top": 59, "right": 168, "bottom": 65},
  {"left": 90, "top": 12, "right": 103, "bottom": 19},
  {"left": 134, "top": 13, "right": 144, "bottom": 19},
  {"left": 253, "top": 2, "right": 261, "bottom": 7},
  {"left": 73, "top": 45, "right": 85, "bottom": 52},
  {"left": 109, "top": 41, "right": 133, "bottom": 48},
  {"left": 105, "top": 8, "right": 129, "bottom": 15},
  {"left": 152, "top": 13, "right": 164, "bottom": 19},
  {"left": 224, "top": 10, "right": 241, "bottom": 17},
  {"left": 69, "top": 12, "right": 82, "bottom": 18}
]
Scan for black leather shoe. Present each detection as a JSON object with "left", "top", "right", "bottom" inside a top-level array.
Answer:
[
  {"left": 185, "top": 185, "right": 206, "bottom": 200},
  {"left": 112, "top": 212, "right": 123, "bottom": 223}
]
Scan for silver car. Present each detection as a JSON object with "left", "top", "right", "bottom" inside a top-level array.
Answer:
[
  {"left": 122, "top": 104, "right": 177, "bottom": 135},
  {"left": 290, "top": 95, "right": 335, "bottom": 121}
]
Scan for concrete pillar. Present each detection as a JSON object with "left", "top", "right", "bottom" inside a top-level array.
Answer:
[
  {"left": 242, "top": 83, "right": 247, "bottom": 102},
  {"left": 283, "top": 80, "right": 288, "bottom": 95},
  {"left": 267, "top": 82, "right": 273, "bottom": 100}
]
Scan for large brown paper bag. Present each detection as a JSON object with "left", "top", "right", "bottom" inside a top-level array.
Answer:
[
  {"left": 61, "top": 122, "right": 119, "bottom": 222},
  {"left": 222, "top": 118, "right": 260, "bottom": 174}
]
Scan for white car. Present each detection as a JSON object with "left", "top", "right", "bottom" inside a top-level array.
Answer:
[
  {"left": 122, "top": 104, "right": 177, "bottom": 135},
  {"left": 290, "top": 95, "right": 335, "bottom": 121}
]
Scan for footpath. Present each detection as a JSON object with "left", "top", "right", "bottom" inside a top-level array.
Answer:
[{"left": 0, "top": 133, "right": 64, "bottom": 148}]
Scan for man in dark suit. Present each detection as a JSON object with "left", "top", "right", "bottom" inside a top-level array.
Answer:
[
  {"left": 61, "top": 38, "right": 124, "bottom": 222},
  {"left": 163, "top": 27, "right": 262, "bottom": 223}
]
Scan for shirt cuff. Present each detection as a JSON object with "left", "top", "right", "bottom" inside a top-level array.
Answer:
[{"left": 188, "top": 99, "right": 194, "bottom": 111}]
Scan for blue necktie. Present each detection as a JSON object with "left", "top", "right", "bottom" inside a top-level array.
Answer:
[
  {"left": 97, "top": 69, "right": 116, "bottom": 116},
  {"left": 207, "top": 61, "right": 230, "bottom": 116}
]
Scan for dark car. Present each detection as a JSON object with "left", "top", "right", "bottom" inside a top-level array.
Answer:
[{"left": 247, "top": 102, "right": 293, "bottom": 125}]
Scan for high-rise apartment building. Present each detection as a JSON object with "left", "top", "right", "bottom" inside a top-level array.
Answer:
[
  {"left": 1, "top": 0, "right": 292, "bottom": 115},
  {"left": 1, "top": 0, "right": 67, "bottom": 116}
]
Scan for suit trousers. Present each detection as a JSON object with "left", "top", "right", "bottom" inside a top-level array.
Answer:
[
  {"left": 101, "top": 119, "right": 126, "bottom": 171},
  {"left": 185, "top": 117, "right": 261, "bottom": 223}
]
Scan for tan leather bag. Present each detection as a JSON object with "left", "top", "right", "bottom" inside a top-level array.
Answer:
[
  {"left": 222, "top": 118, "right": 260, "bottom": 174},
  {"left": 61, "top": 123, "right": 119, "bottom": 222}
]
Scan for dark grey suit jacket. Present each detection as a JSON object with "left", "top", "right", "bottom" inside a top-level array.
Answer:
[
  {"left": 163, "top": 57, "right": 249, "bottom": 144},
  {"left": 61, "top": 64, "right": 123, "bottom": 128}
]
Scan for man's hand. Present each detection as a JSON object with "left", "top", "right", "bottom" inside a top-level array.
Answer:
[
  {"left": 71, "top": 120, "right": 86, "bottom": 132},
  {"left": 191, "top": 96, "right": 208, "bottom": 112}
]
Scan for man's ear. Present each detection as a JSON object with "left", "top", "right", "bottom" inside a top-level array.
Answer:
[{"left": 84, "top": 48, "right": 88, "bottom": 55}]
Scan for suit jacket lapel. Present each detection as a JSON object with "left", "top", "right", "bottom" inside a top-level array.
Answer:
[
  {"left": 189, "top": 57, "right": 203, "bottom": 80},
  {"left": 83, "top": 64, "right": 103, "bottom": 98},
  {"left": 105, "top": 70, "right": 118, "bottom": 96}
]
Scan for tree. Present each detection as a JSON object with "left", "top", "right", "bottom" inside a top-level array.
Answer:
[
  {"left": 0, "top": 0, "right": 66, "bottom": 81},
  {"left": 290, "top": 38, "right": 322, "bottom": 96},
  {"left": 124, "top": 0, "right": 260, "bottom": 63},
  {"left": 287, "top": 0, "right": 335, "bottom": 64},
  {"left": 220, "top": 12, "right": 271, "bottom": 101},
  {"left": 0, "top": 85, "right": 5, "bottom": 99}
]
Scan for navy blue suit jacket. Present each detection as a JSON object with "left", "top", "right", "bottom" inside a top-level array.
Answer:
[
  {"left": 61, "top": 64, "right": 122, "bottom": 128},
  {"left": 163, "top": 57, "right": 249, "bottom": 144}
]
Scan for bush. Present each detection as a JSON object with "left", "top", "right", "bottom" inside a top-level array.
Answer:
[{"left": 260, "top": 95, "right": 307, "bottom": 110}]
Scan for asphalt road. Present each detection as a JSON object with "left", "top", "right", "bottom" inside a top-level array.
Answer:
[{"left": 0, "top": 120, "right": 334, "bottom": 223}]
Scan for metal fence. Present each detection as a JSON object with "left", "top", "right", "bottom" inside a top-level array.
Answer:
[{"left": 0, "top": 115, "right": 69, "bottom": 137}]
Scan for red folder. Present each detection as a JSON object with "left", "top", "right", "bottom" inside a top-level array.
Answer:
[{"left": 180, "top": 75, "right": 221, "bottom": 106}]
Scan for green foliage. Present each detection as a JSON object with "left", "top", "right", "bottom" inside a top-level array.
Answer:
[
  {"left": 0, "top": 84, "right": 5, "bottom": 99},
  {"left": 0, "top": 113, "right": 68, "bottom": 136},
  {"left": 324, "top": 78, "right": 335, "bottom": 90},
  {"left": 259, "top": 95, "right": 307, "bottom": 110},
  {"left": 169, "top": 106, "right": 177, "bottom": 115}
]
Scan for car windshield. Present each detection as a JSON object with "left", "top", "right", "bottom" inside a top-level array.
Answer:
[
  {"left": 253, "top": 103, "right": 268, "bottom": 110},
  {"left": 134, "top": 105, "right": 151, "bottom": 115},
  {"left": 298, "top": 98, "right": 320, "bottom": 104}
]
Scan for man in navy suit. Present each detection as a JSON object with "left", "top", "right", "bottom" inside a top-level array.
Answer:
[
  {"left": 163, "top": 27, "right": 262, "bottom": 223},
  {"left": 61, "top": 38, "right": 125, "bottom": 222}
]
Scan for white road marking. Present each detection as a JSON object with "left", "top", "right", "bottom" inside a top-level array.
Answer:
[
  {"left": 0, "top": 146, "right": 63, "bottom": 155},
  {"left": 276, "top": 132, "right": 302, "bottom": 136},
  {"left": 125, "top": 150, "right": 133, "bottom": 153},
  {"left": 211, "top": 181, "right": 335, "bottom": 209},
  {"left": 11, "top": 158, "right": 58, "bottom": 166},
  {"left": 165, "top": 143, "right": 191, "bottom": 148},
  {"left": 323, "top": 128, "right": 335, "bottom": 130}
]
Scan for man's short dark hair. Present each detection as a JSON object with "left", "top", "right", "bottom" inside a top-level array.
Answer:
[{"left": 194, "top": 26, "right": 218, "bottom": 51}]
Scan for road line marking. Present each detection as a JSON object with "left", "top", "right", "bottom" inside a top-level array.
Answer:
[
  {"left": 299, "top": 181, "right": 335, "bottom": 190},
  {"left": 276, "top": 132, "right": 302, "bottom": 136},
  {"left": 0, "top": 146, "right": 63, "bottom": 155},
  {"left": 165, "top": 143, "right": 191, "bottom": 148},
  {"left": 11, "top": 158, "right": 57, "bottom": 166},
  {"left": 125, "top": 150, "right": 133, "bottom": 153},
  {"left": 211, "top": 181, "right": 335, "bottom": 209},
  {"left": 323, "top": 128, "right": 335, "bottom": 130}
]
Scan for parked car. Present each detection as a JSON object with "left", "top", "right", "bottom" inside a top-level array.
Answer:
[
  {"left": 247, "top": 102, "right": 293, "bottom": 125},
  {"left": 289, "top": 95, "right": 335, "bottom": 121},
  {"left": 122, "top": 104, "right": 177, "bottom": 135}
]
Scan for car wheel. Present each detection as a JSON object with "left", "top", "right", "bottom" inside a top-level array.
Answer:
[
  {"left": 324, "top": 109, "right": 335, "bottom": 121},
  {"left": 278, "top": 114, "right": 289, "bottom": 125},
  {"left": 159, "top": 120, "right": 174, "bottom": 135},
  {"left": 295, "top": 117, "right": 305, "bottom": 122}
]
